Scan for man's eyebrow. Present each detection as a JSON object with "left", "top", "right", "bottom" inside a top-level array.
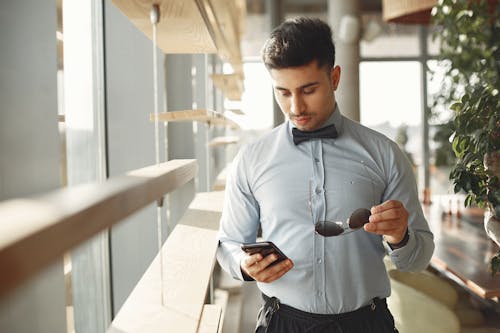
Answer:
[{"left": 274, "top": 82, "right": 320, "bottom": 91}]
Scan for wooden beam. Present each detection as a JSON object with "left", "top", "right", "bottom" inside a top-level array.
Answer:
[
  {"left": 382, "top": 0, "right": 436, "bottom": 24},
  {"left": 226, "top": 108, "right": 244, "bottom": 115},
  {"left": 150, "top": 109, "right": 240, "bottom": 129},
  {"left": 109, "top": 191, "right": 224, "bottom": 333},
  {"left": 110, "top": 0, "right": 245, "bottom": 69},
  {"left": 197, "top": 304, "right": 222, "bottom": 333},
  {"left": 207, "top": 136, "right": 239, "bottom": 147},
  {"left": 0, "top": 159, "right": 198, "bottom": 297},
  {"left": 150, "top": 109, "right": 220, "bottom": 122},
  {"left": 197, "top": 0, "right": 244, "bottom": 69},
  {"left": 111, "top": 0, "right": 218, "bottom": 54},
  {"left": 210, "top": 74, "right": 244, "bottom": 101},
  {"left": 213, "top": 289, "right": 229, "bottom": 333},
  {"left": 188, "top": 191, "right": 225, "bottom": 213}
]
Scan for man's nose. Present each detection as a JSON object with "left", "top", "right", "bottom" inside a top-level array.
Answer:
[{"left": 290, "top": 95, "right": 305, "bottom": 115}]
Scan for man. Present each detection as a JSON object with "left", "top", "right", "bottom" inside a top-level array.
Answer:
[{"left": 217, "top": 17, "right": 434, "bottom": 332}]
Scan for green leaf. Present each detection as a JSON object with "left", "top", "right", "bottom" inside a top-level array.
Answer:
[
  {"left": 490, "top": 252, "right": 500, "bottom": 276},
  {"left": 450, "top": 102, "right": 462, "bottom": 112}
]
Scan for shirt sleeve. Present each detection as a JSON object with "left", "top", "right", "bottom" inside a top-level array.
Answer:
[
  {"left": 216, "top": 145, "right": 261, "bottom": 281},
  {"left": 383, "top": 140, "right": 435, "bottom": 272}
]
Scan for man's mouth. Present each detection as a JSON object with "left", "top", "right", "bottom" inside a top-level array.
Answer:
[{"left": 291, "top": 115, "right": 311, "bottom": 126}]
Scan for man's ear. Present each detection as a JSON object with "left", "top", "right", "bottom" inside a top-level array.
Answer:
[{"left": 331, "top": 66, "right": 341, "bottom": 90}]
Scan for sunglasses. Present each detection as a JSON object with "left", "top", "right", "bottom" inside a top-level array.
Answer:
[{"left": 315, "top": 208, "right": 371, "bottom": 237}]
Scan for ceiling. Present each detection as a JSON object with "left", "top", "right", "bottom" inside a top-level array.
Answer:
[{"left": 246, "top": 0, "right": 383, "bottom": 15}]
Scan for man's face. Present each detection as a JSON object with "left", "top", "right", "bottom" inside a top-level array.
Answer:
[{"left": 270, "top": 60, "right": 340, "bottom": 132}]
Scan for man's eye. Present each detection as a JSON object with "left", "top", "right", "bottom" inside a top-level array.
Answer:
[
  {"left": 303, "top": 89, "right": 315, "bottom": 95},
  {"left": 279, "top": 91, "right": 291, "bottom": 97}
]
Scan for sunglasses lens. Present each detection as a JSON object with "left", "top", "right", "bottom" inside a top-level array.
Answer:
[
  {"left": 315, "top": 221, "right": 344, "bottom": 236},
  {"left": 348, "top": 208, "right": 371, "bottom": 229}
]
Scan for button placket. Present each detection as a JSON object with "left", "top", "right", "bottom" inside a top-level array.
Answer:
[{"left": 311, "top": 141, "right": 327, "bottom": 309}]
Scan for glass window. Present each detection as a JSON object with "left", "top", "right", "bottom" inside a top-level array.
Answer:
[
  {"left": 427, "top": 59, "right": 459, "bottom": 195},
  {"left": 359, "top": 61, "right": 422, "bottom": 167},
  {"left": 225, "top": 61, "right": 273, "bottom": 130},
  {"left": 360, "top": 14, "right": 420, "bottom": 58}
]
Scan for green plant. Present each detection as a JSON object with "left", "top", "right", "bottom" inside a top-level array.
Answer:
[
  {"left": 432, "top": 0, "right": 500, "bottom": 274},
  {"left": 449, "top": 89, "right": 500, "bottom": 213},
  {"left": 432, "top": 121, "right": 456, "bottom": 167}
]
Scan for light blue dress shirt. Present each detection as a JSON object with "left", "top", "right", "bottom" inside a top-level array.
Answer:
[{"left": 217, "top": 106, "right": 434, "bottom": 314}]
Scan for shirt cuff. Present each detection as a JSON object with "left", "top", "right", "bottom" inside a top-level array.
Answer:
[
  {"left": 387, "top": 228, "right": 409, "bottom": 250},
  {"left": 386, "top": 229, "right": 415, "bottom": 268},
  {"left": 241, "top": 267, "right": 255, "bottom": 281},
  {"left": 233, "top": 251, "right": 252, "bottom": 281}
]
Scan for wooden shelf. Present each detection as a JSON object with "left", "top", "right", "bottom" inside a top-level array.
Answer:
[
  {"left": 197, "top": 0, "right": 245, "bottom": 69},
  {"left": 198, "top": 304, "right": 222, "bottom": 333},
  {"left": 150, "top": 109, "right": 239, "bottom": 129},
  {"left": 0, "top": 159, "right": 197, "bottom": 297},
  {"left": 111, "top": 0, "right": 245, "bottom": 67},
  {"left": 227, "top": 108, "right": 245, "bottom": 115},
  {"left": 210, "top": 73, "right": 244, "bottom": 101},
  {"left": 111, "top": 0, "right": 217, "bottom": 54},
  {"left": 208, "top": 136, "right": 239, "bottom": 147},
  {"left": 382, "top": 0, "right": 435, "bottom": 24},
  {"left": 109, "top": 191, "right": 225, "bottom": 333}
]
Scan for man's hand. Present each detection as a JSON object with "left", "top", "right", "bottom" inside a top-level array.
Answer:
[
  {"left": 364, "top": 200, "right": 408, "bottom": 245},
  {"left": 241, "top": 253, "right": 294, "bottom": 283}
]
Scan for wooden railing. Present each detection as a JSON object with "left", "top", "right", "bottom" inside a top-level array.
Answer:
[{"left": 0, "top": 159, "right": 229, "bottom": 332}]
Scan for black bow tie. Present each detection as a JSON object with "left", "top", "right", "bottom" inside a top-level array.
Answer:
[{"left": 292, "top": 124, "right": 338, "bottom": 145}]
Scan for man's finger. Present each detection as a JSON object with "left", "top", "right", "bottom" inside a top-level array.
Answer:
[
  {"left": 244, "top": 253, "right": 263, "bottom": 267},
  {"left": 247, "top": 253, "right": 278, "bottom": 276},
  {"left": 364, "top": 221, "right": 400, "bottom": 233},
  {"left": 369, "top": 208, "right": 403, "bottom": 223},
  {"left": 371, "top": 200, "right": 403, "bottom": 214},
  {"left": 259, "top": 259, "right": 293, "bottom": 283}
]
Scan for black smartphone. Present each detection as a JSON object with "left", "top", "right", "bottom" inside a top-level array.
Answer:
[{"left": 240, "top": 241, "right": 288, "bottom": 265}]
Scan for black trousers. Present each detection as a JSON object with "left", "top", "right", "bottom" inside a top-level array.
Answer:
[{"left": 255, "top": 294, "right": 399, "bottom": 333}]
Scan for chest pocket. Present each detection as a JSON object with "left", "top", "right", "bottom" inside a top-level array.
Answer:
[{"left": 324, "top": 159, "right": 382, "bottom": 222}]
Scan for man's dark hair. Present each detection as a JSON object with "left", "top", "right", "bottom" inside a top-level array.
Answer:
[{"left": 261, "top": 17, "right": 335, "bottom": 70}]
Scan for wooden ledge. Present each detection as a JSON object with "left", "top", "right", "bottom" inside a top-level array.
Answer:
[
  {"left": 150, "top": 109, "right": 220, "bottom": 122},
  {"left": 208, "top": 136, "right": 239, "bottom": 147},
  {"left": 150, "top": 109, "right": 239, "bottom": 129},
  {"left": 210, "top": 74, "right": 243, "bottom": 101},
  {"left": 226, "top": 108, "right": 244, "bottom": 115},
  {"left": 110, "top": 191, "right": 225, "bottom": 333},
  {"left": 108, "top": 223, "right": 219, "bottom": 333},
  {"left": 111, "top": 0, "right": 217, "bottom": 54},
  {"left": 197, "top": 0, "right": 244, "bottom": 69},
  {"left": 111, "top": 0, "right": 245, "bottom": 68},
  {"left": 0, "top": 159, "right": 197, "bottom": 297},
  {"left": 197, "top": 304, "right": 222, "bottom": 333}
]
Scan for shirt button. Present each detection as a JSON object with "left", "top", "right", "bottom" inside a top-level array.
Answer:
[
  {"left": 315, "top": 188, "right": 322, "bottom": 194},
  {"left": 317, "top": 258, "right": 322, "bottom": 264},
  {"left": 314, "top": 158, "right": 320, "bottom": 163}
]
